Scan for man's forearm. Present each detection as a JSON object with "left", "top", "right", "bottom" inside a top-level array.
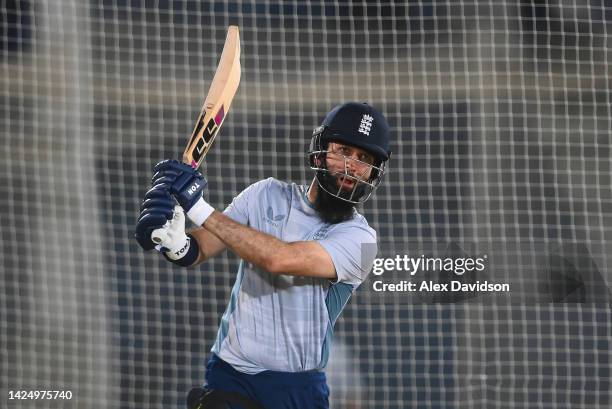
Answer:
[
  {"left": 203, "top": 210, "right": 290, "bottom": 273},
  {"left": 199, "top": 210, "right": 336, "bottom": 279}
]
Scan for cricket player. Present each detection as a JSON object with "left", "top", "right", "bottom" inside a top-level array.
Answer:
[{"left": 135, "top": 102, "right": 391, "bottom": 409}]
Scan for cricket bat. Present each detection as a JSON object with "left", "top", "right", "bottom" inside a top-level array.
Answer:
[
  {"left": 151, "top": 26, "right": 240, "bottom": 245},
  {"left": 184, "top": 25, "right": 241, "bottom": 168}
]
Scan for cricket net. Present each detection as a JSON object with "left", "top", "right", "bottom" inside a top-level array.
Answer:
[{"left": 1, "top": 1, "right": 610, "bottom": 408}]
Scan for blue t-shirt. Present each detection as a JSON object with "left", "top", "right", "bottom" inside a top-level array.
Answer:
[{"left": 212, "top": 178, "right": 377, "bottom": 374}]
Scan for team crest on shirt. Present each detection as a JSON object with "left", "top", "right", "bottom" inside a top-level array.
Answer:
[{"left": 265, "top": 206, "right": 285, "bottom": 227}]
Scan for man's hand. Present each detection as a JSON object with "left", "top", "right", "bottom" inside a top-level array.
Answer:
[
  {"left": 152, "top": 159, "right": 214, "bottom": 226},
  {"left": 152, "top": 206, "right": 192, "bottom": 260},
  {"left": 152, "top": 159, "right": 207, "bottom": 211},
  {"left": 134, "top": 186, "right": 175, "bottom": 250}
]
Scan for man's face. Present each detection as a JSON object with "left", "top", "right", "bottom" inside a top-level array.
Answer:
[{"left": 324, "top": 142, "right": 375, "bottom": 191}]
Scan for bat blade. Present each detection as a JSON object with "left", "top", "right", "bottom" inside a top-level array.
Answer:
[
  {"left": 151, "top": 27, "right": 240, "bottom": 245},
  {"left": 183, "top": 26, "right": 241, "bottom": 169}
]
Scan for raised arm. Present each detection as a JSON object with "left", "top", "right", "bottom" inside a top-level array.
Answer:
[
  {"left": 203, "top": 210, "right": 336, "bottom": 278},
  {"left": 151, "top": 159, "right": 336, "bottom": 278}
]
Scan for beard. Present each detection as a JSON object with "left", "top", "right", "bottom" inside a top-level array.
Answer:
[{"left": 312, "top": 172, "right": 358, "bottom": 224}]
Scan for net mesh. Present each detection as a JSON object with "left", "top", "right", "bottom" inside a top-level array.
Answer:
[{"left": 1, "top": 1, "right": 610, "bottom": 408}]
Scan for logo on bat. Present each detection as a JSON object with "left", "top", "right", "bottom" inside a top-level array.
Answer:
[{"left": 191, "top": 106, "right": 226, "bottom": 164}]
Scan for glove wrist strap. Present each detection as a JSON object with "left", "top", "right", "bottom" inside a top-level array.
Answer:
[
  {"left": 187, "top": 197, "right": 215, "bottom": 226},
  {"left": 162, "top": 234, "right": 199, "bottom": 267}
]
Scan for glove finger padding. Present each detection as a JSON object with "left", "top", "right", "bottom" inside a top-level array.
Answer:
[
  {"left": 152, "top": 171, "right": 193, "bottom": 193},
  {"left": 134, "top": 210, "right": 172, "bottom": 251},
  {"left": 141, "top": 186, "right": 175, "bottom": 210},
  {"left": 153, "top": 159, "right": 204, "bottom": 192},
  {"left": 139, "top": 205, "right": 174, "bottom": 221},
  {"left": 142, "top": 184, "right": 173, "bottom": 201},
  {"left": 140, "top": 197, "right": 175, "bottom": 214},
  {"left": 151, "top": 168, "right": 183, "bottom": 186},
  {"left": 151, "top": 175, "right": 179, "bottom": 188}
]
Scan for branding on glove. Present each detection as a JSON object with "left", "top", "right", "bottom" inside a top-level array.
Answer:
[
  {"left": 172, "top": 238, "right": 191, "bottom": 259},
  {"left": 187, "top": 182, "right": 201, "bottom": 196}
]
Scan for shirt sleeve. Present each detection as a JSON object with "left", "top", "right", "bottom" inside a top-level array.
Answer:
[
  {"left": 223, "top": 178, "right": 272, "bottom": 225},
  {"left": 317, "top": 222, "right": 378, "bottom": 286}
]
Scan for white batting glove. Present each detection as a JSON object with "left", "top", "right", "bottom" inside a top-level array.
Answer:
[{"left": 151, "top": 205, "right": 191, "bottom": 260}]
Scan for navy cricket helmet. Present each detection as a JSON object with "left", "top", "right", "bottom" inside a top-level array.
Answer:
[{"left": 308, "top": 102, "right": 391, "bottom": 203}]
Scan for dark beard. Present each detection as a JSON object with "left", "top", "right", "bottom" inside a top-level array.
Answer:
[{"left": 312, "top": 173, "right": 357, "bottom": 224}]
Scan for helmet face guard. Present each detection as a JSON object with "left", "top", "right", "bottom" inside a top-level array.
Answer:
[{"left": 308, "top": 126, "right": 387, "bottom": 204}]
